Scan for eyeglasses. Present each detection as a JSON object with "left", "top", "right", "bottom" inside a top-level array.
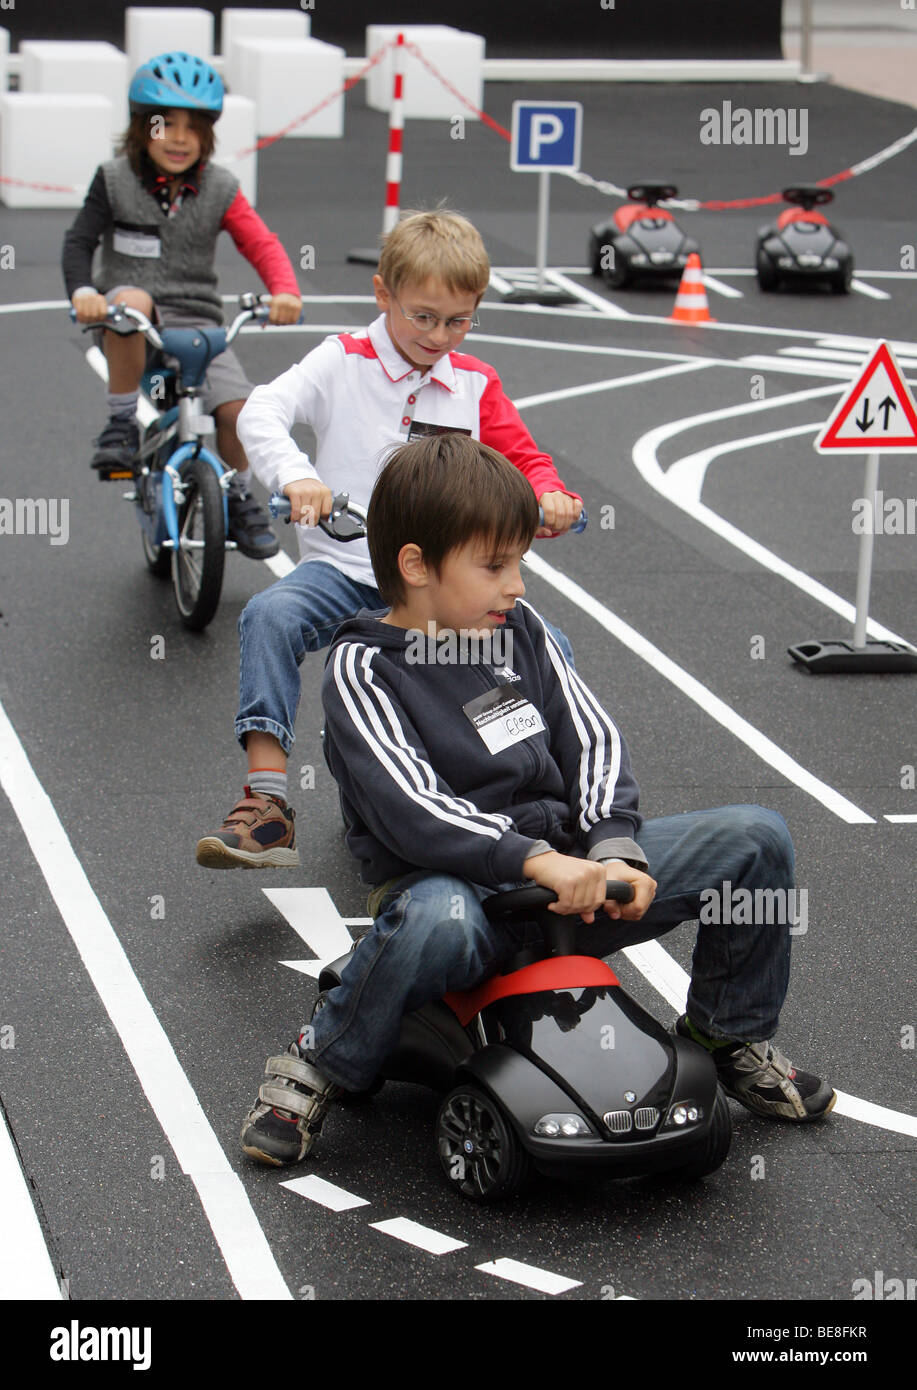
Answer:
[{"left": 393, "top": 296, "right": 480, "bottom": 334}]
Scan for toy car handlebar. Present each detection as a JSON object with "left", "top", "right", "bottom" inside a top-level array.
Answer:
[
  {"left": 269, "top": 492, "right": 586, "bottom": 535},
  {"left": 483, "top": 881, "right": 634, "bottom": 925}
]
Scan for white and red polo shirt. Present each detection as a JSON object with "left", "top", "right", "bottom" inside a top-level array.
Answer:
[{"left": 237, "top": 313, "right": 578, "bottom": 586}]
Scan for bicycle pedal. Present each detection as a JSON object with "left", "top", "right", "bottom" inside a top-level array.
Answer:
[{"left": 97, "top": 468, "right": 135, "bottom": 481}]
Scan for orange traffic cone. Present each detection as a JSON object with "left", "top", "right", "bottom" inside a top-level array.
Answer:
[{"left": 670, "top": 253, "right": 715, "bottom": 323}]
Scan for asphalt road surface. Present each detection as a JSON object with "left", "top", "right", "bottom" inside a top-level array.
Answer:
[{"left": 1, "top": 76, "right": 914, "bottom": 1345}]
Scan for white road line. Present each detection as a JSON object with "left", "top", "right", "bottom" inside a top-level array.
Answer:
[
  {"left": 0, "top": 698, "right": 291, "bottom": 1301},
  {"left": 521, "top": 548, "right": 874, "bottom": 825},
  {"left": 370, "top": 1218, "right": 467, "bottom": 1255},
  {"left": 476, "top": 1258, "right": 581, "bottom": 1295},
  {"left": 702, "top": 273, "right": 744, "bottom": 300},
  {"left": 544, "top": 269, "right": 632, "bottom": 318},
  {"left": 781, "top": 347, "right": 871, "bottom": 364},
  {"left": 513, "top": 359, "right": 712, "bottom": 411},
  {"left": 851, "top": 279, "right": 891, "bottom": 301},
  {"left": 884, "top": 814, "right": 917, "bottom": 822},
  {"left": 631, "top": 389, "right": 916, "bottom": 651},
  {"left": 737, "top": 354, "right": 857, "bottom": 379},
  {"left": 281, "top": 1175, "right": 370, "bottom": 1210},
  {"left": 0, "top": 1110, "right": 62, "bottom": 1300},
  {"left": 263, "top": 887, "right": 354, "bottom": 959}
]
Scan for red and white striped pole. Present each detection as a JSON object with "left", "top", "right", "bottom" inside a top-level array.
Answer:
[
  {"left": 348, "top": 33, "right": 407, "bottom": 263},
  {"left": 382, "top": 33, "right": 405, "bottom": 236}
]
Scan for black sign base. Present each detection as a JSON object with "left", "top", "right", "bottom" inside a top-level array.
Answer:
[
  {"left": 787, "top": 639, "right": 917, "bottom": 673},
  {"left": 347, "top": 248, "right": 381, "bottom": 265}
]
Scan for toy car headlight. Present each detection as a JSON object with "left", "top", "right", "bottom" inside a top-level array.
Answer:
[
  {"left": 533, "top": 1112, "right": 594, "bottom": 1138},
  {"left": 823, "top": 256, "right": 839, "bottom": 269},
  {"left": 661, "top": 1100, "right": 703, "bottom": 1130},
  {"left": 777, "top": 256, "right": 795, "bottom": 269},
  {"left": 630, "top": 252, "right": 648, "bottom": 265}
]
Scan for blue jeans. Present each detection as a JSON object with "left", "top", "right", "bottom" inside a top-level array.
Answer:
[
  {"left": 235, "top": 561, "right": 575, "bottom": 752},
  {"left": 306, "top": 804, "right": 795, "bottom": 1091}
]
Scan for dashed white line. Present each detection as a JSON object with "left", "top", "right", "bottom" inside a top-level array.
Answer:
[
  {"left": 281, "top": 1175, "right": 370, "bottom": 1211},
  {"left": 476, "top": 1257, "right": 582, "bottom": 1295},
  {"left": 370, "top": 1218, "right": 467, "bottom": 1255}
]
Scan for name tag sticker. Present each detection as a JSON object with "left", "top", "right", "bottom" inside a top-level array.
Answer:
[
  {"left": 463, "top": 683, "right": 545, "bottom": 756},
  {"left": 113, "top": 227, "right": 161, "bottom": 259}
]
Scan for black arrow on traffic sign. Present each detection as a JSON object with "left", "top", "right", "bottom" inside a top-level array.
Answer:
[
  {"left": 855, "top": 398, "right": 875, "bottom": 431},
  {"left": 878, "top": 395, "right": 896, "bottom": 429}
]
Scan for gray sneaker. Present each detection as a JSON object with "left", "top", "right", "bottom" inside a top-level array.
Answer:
[
  {"left": 240, "top": 1043, "right": 339, "bottom": 1166},
  {"left": 675, "top": 1016, "right": 836, "bottom": 1122}
]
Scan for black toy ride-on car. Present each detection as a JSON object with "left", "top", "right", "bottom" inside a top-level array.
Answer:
[
  {"left": 315, "top": 882, "right": 732, "bottom": 1202},
  {"left": 588, "top": 183, "right": 700, "bottom": 289},
  {"left": 755, "top": 186, "right": 853, "bottom": 293}
]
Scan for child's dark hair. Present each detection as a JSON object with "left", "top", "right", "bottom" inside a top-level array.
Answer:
[
  {"left": 118, "top": 109, "right": 217, "bottom": 176},
  {"left": 367, "top": 433, "right": 540, "bottom": 605}
]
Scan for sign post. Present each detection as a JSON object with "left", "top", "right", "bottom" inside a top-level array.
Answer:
[
  {"left": 788, "top": 340, "right": 917, "bottom": 673},
  {"left": 505, "top": 100, "right": 583, "bottom": 306}
]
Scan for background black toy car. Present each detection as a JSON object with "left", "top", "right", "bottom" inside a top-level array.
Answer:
[
  {"left": 588, "top": 182, "right": 700, "bottom": 289},
  {"left": 755, "top": 186, "right": 854, "bottom": 293}
]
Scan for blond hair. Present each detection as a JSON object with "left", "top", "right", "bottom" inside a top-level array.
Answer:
[{"left": 377, "top": 209, "right": 490, "bottom": 298}]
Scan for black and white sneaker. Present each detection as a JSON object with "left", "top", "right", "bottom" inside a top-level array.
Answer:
[
  {"left": 240, "top": 1043, "right": 339, "bottom": 1166},
  {"left": 675, "top": 1016, "right": 836, "bottom": 1122},
  {"left": 91, "top": 416, "right": 139, "bottom": 478},
  {"left": 226, "top": 480, "right": 279, "bottom": 560}
]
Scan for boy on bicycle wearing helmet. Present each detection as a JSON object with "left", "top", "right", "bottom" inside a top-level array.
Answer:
[{"left": 62, "top": 51, "right": 302, "bottom": 559}]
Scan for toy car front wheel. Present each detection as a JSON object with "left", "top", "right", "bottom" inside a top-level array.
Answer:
[
  {"left": 756, "top": 249, "right": 778, "bottom": 292},
  {"left": 831, "top": 264, "right": 853, "bottom": 294},
  {"left": 437, "top": 1083, "right": 529, "bottom": 1202},
  {"left": 602, "top": 251, "right": 633, "bottom": 290}
]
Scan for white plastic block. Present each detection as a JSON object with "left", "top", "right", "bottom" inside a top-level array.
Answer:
[
  {"left": 365, "top": 25, "right": 485, "bottom": 121},
  {"left": 19, "top": 42, "right": 129, "bottom": 139},
  {"left": 221, "top": 9, "right": 310, "bottom": 93},
  {"left": 215, "top": 93, "right": 257, "bottom": 205},
  {"left": 0, "top": 94, "right": 113, "bottom": 208},
  {"left": 233, "top": 38, "right": 344, "bottom": 139},
  {"left": 126, "top": 8, "right": 215, "bottom": 73}
]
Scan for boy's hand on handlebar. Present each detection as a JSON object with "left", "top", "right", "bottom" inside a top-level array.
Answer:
[
  {"left": 599, "top": 862, "right": 657, "bottom": 921},
  {"left": 521, "top": 851, "right": 610, "bottom": 923},
  {"left": 536, "top": 491, "right": 583, "bottom": 538},
  {"left": 282, "top": 478, "right": 333, "bottom": 526},
  {"left": 268, "top": 293, "right": 302, "bottom": 325},
  {"left": 71, "top": 292, "right": 110, "bottom": 324}
]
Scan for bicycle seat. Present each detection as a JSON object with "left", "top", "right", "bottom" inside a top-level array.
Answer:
[{"left": 157, "top": 326, "right": 228, "bottom": 389}]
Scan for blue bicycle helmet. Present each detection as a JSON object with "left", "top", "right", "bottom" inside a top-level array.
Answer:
[{"left": 129, "top": 52, "right": 223, "bottom": 116}]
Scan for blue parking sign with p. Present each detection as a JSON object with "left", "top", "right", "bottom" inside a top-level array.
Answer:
[{"left": 511, "top": 101, "right": 582, "bottom": 172}]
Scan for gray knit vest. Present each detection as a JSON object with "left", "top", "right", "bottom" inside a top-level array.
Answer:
[{"left": 99, "top": 157, "right": 239, "bottom": 324}]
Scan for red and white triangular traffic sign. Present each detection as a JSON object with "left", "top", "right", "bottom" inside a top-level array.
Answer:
[{"left": 815, "top": 341, "right": 917, "bottom": 453}]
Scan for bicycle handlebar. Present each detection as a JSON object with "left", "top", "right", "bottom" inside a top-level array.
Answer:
[
  {"left": 269, "top": 492, "right": 587, "bottom": 536},
  {"left": 269, "top": 491, "right": 368, "bottom": 542},
  {"left": 69, "top": 292, "right": 281, "bottom": 350}
]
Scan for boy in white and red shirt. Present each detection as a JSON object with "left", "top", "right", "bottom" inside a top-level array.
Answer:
[
  {"left": 63, "top": 51, "right": 301, "bottom": 558},
  {"left": 195, "top": 209, "right": 583, "bottom": 868}
]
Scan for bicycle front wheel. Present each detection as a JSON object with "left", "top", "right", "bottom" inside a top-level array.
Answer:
[{"left": 171, "top": 456, "right": 225, "bottom": 630}]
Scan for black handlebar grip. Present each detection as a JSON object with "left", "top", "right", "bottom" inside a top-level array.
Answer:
[{"left": 483, "top": 880, "right": 634, "bottom": 924}]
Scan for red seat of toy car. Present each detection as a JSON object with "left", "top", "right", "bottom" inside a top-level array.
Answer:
[
  {"left": 613, "top": 204, "right": 674, "bottom": 233},
  {"left": 777, "top": 207, "right": 829, "bottom": 230}
]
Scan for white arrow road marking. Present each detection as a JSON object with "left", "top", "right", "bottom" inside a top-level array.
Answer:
[
  {"left": 0, "top": 699, "right": 290, "bottom": 1300},
  {"left": 851, "top": 279, "right": 891, "bottom": 300},
  {"left": 476, "top": 1258, "right": 582, "bottom": 1294},
  {"left": 0, "top": 1110, "right": 62, "bottom": 1300},
  {"left": 369, "top": 1218, "right": 468, "bottom": 1255}
]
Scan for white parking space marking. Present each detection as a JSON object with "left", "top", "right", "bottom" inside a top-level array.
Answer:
[
  {"left": 263, "top": 888, "right": 354, "bottom": 959},
  {"left": 0, "top": 699, "right": 291, "bottom": 1301},
  {"left": 521, "top": 547, "right": 874, "bottom": 825},
  {"left": 851, "top": 279, "right": 891, "bottom": 301},
  {"left": 0, "top": 1111, "right": 62, "bottom": 1300},
  {"left": 370, "top": 1218, "right": 467, "bottom": 1255},
  {"left": 884, "top": 814, "right": 917, "bottom": 822},
  {"left": 738, "top": 354, "right": 857, "bottom": 379},
  {"left": 543, "top": 269, "right": 632, "bottom": 318},
  {"left": 476, "top": 1258, "right": 581, "bottom": 1294},
  {"left": 513, "top": 359, "right": 712, "bottom": 410},
  {"left": 281, "top": 1175, "right": 370, "bottom": 1210}
]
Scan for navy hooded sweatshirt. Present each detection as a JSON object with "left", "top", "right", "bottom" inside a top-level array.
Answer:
[{"left": 320, "top": 600, "right": 647, "bottom": 890}]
